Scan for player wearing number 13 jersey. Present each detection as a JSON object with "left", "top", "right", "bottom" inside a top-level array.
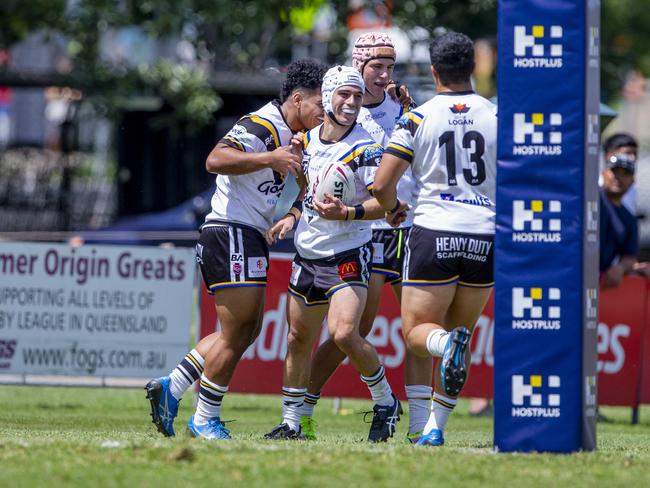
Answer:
[{"left": 374, "top": 32, "right": 496, "bottom": 447}]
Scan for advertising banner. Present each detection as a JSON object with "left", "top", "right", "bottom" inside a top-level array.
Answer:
[
  {"left": 495, "top": 0, "right": 599, "bottom": 451},
  {"left": 0, "top": 242, "right": 195, "bottom": 377},
  {"left": 200, "top": 259, "right": 646, "bottom": 409}
]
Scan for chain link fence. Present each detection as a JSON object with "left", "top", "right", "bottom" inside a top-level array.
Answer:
[{"left": 0, "top": 148, "right": 116, "bottom": 233}]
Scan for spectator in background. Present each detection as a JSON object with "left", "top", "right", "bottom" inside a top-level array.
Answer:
[
  {"left": 602, "top": 133, "right": 638, "bottom": 215},
  {"left": 600, "top": 148, "right": 641, "bottom": 287}
]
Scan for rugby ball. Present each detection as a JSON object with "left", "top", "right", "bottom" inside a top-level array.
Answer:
[{"left": 314, "top": 162, "right": 356, "bottom": 205}]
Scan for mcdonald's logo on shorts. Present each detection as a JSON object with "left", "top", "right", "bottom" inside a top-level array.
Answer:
[{"left": 338, "top": 261, "right": 359, "bottom": 279}]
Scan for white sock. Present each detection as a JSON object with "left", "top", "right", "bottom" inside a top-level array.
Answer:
[
  {"left": 282, "top": 387, "right": 306, "bottom": 431},
  {"left": 426, "top": 329, "right": 450, "bottom": 357},
  {"left": 405, "top": 384, "right": 432, "bottom": 434},
  {"left": 301, "top": 392, "right": 320, "bottom": 417},
  {"left": 194, "top": 375, "right": 228, "bottom": 425},
  {"left": 169, "top": 349, "right": 205, "bottom": 400},
  {"left": 361, "top": 366, "right": 394, "bottom": 406},
  {"left": 423, "top": 392, "right": 457, "bottom": 434}
]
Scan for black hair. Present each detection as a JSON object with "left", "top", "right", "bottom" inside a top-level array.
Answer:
[
  {"left": 429, "top": 32, "right": 475, "bottom": 85},
  {"left": 280, "top": 58, "right": 328, "bottom": 103},
  {"left": 602, "top": 132, "right": 638, "bottom": 154}
]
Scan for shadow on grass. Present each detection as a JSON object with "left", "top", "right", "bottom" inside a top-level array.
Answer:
[{"left": 36, "top": 403, "right": 83, "bottom": 410}]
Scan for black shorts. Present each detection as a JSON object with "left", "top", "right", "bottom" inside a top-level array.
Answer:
[
  {"left": 288, "top": 243, "right": 373, "bottom": 306},
  {"left": 403, "top": 226, "right": 494, "bottom": 288},
  {"left": 196, "top": 222, "right": 269, "bottom": 293},
  {"left": 371, "top": 228, "right": 410, "bottom": 285}
]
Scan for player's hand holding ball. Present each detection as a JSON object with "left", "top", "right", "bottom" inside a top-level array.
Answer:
[{"left": 314, "top": 193, "right": 348, "bottom": 220}]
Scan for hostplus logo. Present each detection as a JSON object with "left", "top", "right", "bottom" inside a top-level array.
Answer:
[
  {"left": 586, "top": 287, "right": 598, "bottom": 330},
  {"left": 512, "top": 287, "right": 561, "bottom": 330},
  {"left": 511, "top": 374, "right": 561, "bottom": 417},
  {"left": 586, "top": 199, "right": 598, "bottom": 243},
  {"left": 513, "top": 113, "right": 562, "bottom": 156},
  {"left": 513, "top": 25, "right": 563, "bottom": 68},
  {"left": 585, "top": 375, "right": 597, "bottom": 418},
  {"left": 512, "top": 200, "right": 561, "bottom": 242}
]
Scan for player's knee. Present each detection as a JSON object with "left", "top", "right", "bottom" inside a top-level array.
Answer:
[
  {"left": 331, "top": 327, "right": 358, "bottom": 353},
  {"left": 287, "top": 325, "right": 312, "bottom": 351}
]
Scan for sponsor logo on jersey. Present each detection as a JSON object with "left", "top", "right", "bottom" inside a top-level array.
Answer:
[
  {"left": 231, "top": 253, "right": 244, "bottom": 276},
  {"left": 248, "top": 257, "right": 267, "bottom": 278},
  {"left": 449, "top": 103, "right": 470, "bottom": 114},
  {"left": 511, "top": 374, "right": 561, "bottom": 417},
  {"left": 435, "top": 236, "right": 492, "bottom": 262},
  {"left": 362, "top": 144, "right": 384, "bottom": 162},
  {"left": 513, "top": 112, "right": 562, "bottom": 156},
  {"left": 511, "top": 287, "right": 561, "bottom": 330},
  {"left": 229, "top": 124, "right": 247, "bottom": 136},
  {"left": 440, "top": 193, "right": 492, "bottom": 207},
  {"left": 513, "top": 25, "right": 563, "bottom": 69},
  {"left": 338, "top": 261, "right": 359, "bottom": 279},
  {"left": 257, "top": 179, "right": 285, "bottom": 196},
  {"left": 448, "top": 103, "right": 473, "bottom": 125},
  {"left": 512, "top": 199, "right": 561, "bottom": 242},
  {"left": 290, "top": 263, "right": 302, "bottom": 286}
]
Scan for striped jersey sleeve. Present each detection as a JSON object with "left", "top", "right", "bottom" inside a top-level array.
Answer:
[
  {"left": 219, "top": 115, "right": 281, "bottom": 153},
  {"left": 339, "top": 141, "right": 383, "bottom": 194},
  {"left": 384, "top": 111, "right": 423, "bottom": 163}
]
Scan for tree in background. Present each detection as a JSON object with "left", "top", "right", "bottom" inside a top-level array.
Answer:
[{"left": 1, "top": 0, "right": 649, "bottom": 123}]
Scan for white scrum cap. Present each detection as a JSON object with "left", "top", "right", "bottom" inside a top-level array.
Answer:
[{"left": 321, "top": 65, "right": 365, "bottom": 116}]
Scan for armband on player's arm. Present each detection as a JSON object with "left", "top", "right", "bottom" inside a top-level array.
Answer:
[
  {"left": 344, "top": 199, "right": 384, "bottom": 221},
  {"left": 287, "top": 200, "right": 303, "bottom": 222},
  {"left": 344, "top": 204, "right": 366, "bottom": 221}
]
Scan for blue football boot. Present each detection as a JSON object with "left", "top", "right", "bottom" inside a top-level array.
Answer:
[
  {"left": 417, "top": 428, "right": 445, "bottom": 446},
  {"left": 145, "top": 376, "right": 179, "bottom": 437},
  {"left": 440, "top": 327, "right": 471, "bottom": 397},
  {"left": 187, "top": 415, "right": 231, "bottom": 439}
]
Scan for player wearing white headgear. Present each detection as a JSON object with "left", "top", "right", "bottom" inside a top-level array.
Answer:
[
  {"left": 299, "top": 33, "right": 431, "bottom": 444},
  {"left": 265, "top": 65, "right": 402, "bottom": 443},
  {"left": 145, "top": 59, "right": 327, "bottom": 440}
]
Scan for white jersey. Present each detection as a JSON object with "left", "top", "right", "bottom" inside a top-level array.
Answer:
[
  {"left": 357, "top": 94, "right": 415, "bottom": 230},
  {"left": 385, "top": 91, "right": 497, "bottom": 235},
  {"left": 295, "top": 123, "right": 383, "bottom": 259},
  {"left": 204, "top": 100, "right": 293, "bottom": 234}
]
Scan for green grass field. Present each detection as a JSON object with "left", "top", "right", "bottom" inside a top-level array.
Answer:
[{"left": 1, "top": 386, "right": 649, "bottom": 487}]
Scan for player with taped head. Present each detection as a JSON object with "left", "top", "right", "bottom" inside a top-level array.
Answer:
[
  {"left": 374, "top": 31, "right": 497, "bottom": 446},
  {"left": 144, "top": 58, "right": 327, "bottom": 440},
  {"left": 265, "top": 65, "right": 402, "bottom": 442},
  {"left": 297, "top": 32, "right": 432, "bottom": 443}
]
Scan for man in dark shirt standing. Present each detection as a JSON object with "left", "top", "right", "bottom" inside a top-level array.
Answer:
[{"left": 599, "top": 152, "right": 638, "bottom": 288}]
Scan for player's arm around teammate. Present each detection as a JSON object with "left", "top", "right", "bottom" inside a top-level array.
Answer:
[
  {"left": 144, "top": 59, "right": 327, "bottom": 440},
  {"left": 265, "top": 66, "right": 402, "bottom": 443},
  {"left": 374, "top": 32, "right": 496, "bottom": 447}
]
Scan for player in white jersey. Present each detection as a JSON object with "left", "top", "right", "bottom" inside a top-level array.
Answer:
[
  {"left": 145, "top": 59, "right": 327, "bottom": 439},
  {"left": 300, "top": 33, "right": 433, "bottom": 443},
  {"left": 264, "top": 66, "right": 401, "bottom": 442},
  {"left": 374, "top": 32, "right": 497, "bottom": 446}
]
